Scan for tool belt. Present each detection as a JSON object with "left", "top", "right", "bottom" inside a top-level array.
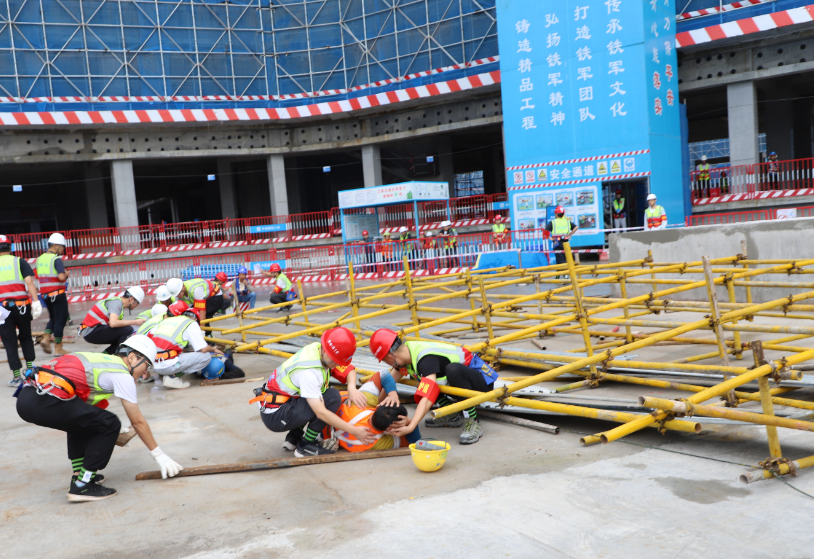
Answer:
[
  {"left": 30, "top": 366, "right": 77, "bottom": 400},
  {"left": 647, "top": 217, "right": 662, "bottom": 228},
  {"left": 249, "top": 387, "right": 292, "bottom": 410},
  {"left": 1, "top": 298, "right": 31, "bottom": 308},
  {"left": 44, "top": 289, "right": 66, "bottom": 297},
  {"left": 156, "top": 349, "right": 181, "bottom": 361}
]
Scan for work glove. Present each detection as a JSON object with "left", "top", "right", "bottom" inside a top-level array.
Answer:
[
  {"left": 31, "top": 301, "right": 42, "bottom": 320},
  {"left": 150, "top": 446, "right": 184, "bottom": 479}
]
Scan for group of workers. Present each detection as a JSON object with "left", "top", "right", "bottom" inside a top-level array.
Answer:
[{"left": 611, "top": 190, "right": 667, "bottom": 232}]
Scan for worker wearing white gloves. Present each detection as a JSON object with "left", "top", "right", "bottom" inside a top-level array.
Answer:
[{"left": 0, "top": 234, "right": 42, "bottom": 387}]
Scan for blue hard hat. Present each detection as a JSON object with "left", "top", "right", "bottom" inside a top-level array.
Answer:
[
  {"left": 770, "top": 151, "right": 777, "bottom": 156},
  {"left": 200, "top": 355, "right": 225, "bottom": 380},
  {"left": 238, "top": 266, "right": 248, "bottom": 274}
]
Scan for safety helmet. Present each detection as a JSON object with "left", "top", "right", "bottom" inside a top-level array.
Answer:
[
  {"left": 398, "top": 226, "right": 408, "bottom": 233},
  {"left": 701, "top": 155, "right": 707, "bottom": 161},
  {"left": 362, "top": 230, "right": 369, "bottom": 236},
  {"left": 440, "top": 220, "right": 452, "bottom": 228},
  {"left": 151, "top": 303, "right": 168, "bottom": 318},
  {"left": 166, "top": 278, "right": 183, "bottom": 297},
  {"left": 47, "top": 233, "right": 67, "bottom": 246},
  {"left": 370, "top": 329, "right": 399, "bottom": 362},
  {"left": 200, "top": 355, "right": 225, "bottom": 380},
  {"left": 269, "top": 263, "right": 281, "bottom": 273},
  {"left": 168, "top": 300, "right": 190, "bottom": 317},
  {"left": 0, "top": 234, "right": 11, "bottom": 250},
  {"left": 647, "top": 193, "right": 657, "bottom": 201},
  {"left": 155, "top": 285, "right": 172, "bottom": 302},
  {"left": 125, "top": 286, "right": 145, "bottom": 304},
  {"left": 495, "top": 215, "right": 504, "bottom": 222},
  {"left": 320, "top": 327, "right": 356, "bottom": 367},
  {"left": 184, "top": 307, "right": 201, "bottom": 324},
  {"left": 770, "top": 151, "right": 777, "bottom": 156},
  {"left": 555, "top": 206, "right": 565, "bottom": 214},
  {"left": 119, "top": 334, "right": 158, "bottom": 366},
  {"left": 382, "top": 231, "right": 391, "bottom": 237},
  {"left": 215, "top": 271, "right": 228, "bottom": 283},
  {"left": 425, "top": 231, "right": 433, "bottom": 237},
  {"left": 615, "top": 190, "right": 622, "bottom": 195},
  {"left": 238, "top": 266, "right": 248, "bottom": 275}
]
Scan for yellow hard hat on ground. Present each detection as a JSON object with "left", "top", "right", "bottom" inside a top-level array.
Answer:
[{"left": 409, "top": 440, "right": 450, "bottom": 472}]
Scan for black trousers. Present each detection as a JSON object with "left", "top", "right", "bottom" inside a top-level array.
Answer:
[
  {"left": 261, "top": 387, "right": 341, "bottom": 436},
  {"left": 82, "top": 325, "right": 134, "bottom": 354},
  {"left": 553, "top": 242, "right": 567, "bottom": 265},
  {"left": 16, "top": 387, "right": 121, "bottom": 472},
  {"left": 444, "top": 363, "right": 490, "bottom": 393},
  {"left": 0, "top": 303, "right": 35, "bottom": 372},
  {"left": 269, "top": 292, "right": 288, "bottom": 306},
  {"left": 44, "top": 292, "right": 69, "bottom": 338},
  {"left": 205, "top": 294, "right": 226, "bottom": 320}
]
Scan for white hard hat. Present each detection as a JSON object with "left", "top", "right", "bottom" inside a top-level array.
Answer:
[
  {"left": 425, "top": 231, "right": 433, "bottom": 237},
  {"left": 646, "top": 193, "right": 657, "bottom": 201},
  {"left": 701, "top": 155, "right": 707, "bottom": 161},
  {"left": 440, "top": 220, "right": 452, "bottom": 228},
  {"left": 119, "top": 334, "right": 158, "bottom": 366},
  {"left": 155, "top": 285, "right": 171, "bottom": 302},
  {"left": 151, "top": 303, "right": 168, "bottom": 317},
  {"left": 48, "top": 233, "right": 67, "bottom": 246},
  {"left": 166, "top": 278, "right": 183, "bottom": 297},
  {"left": 398, "top": 226, "right": 408, "bottom": 233},
  {"left": 126, "top": 286, "right": 145, "bottom": 303}
]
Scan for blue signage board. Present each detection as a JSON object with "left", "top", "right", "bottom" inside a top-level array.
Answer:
[
  {"left": 497, "top": 0, "right": 684, "bottom": 244},
  {"left": 249, "top": 223, "right": 287, "bottom": 234}
]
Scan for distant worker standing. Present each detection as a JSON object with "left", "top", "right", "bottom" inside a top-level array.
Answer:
[
  {"left": 696, "top": 155, "right": 711, "bottom": 196},
  {"left": 491, "top": 215, "right": 508, "bottom": 246},
  {"left": 545, "top": 206, "right": 579, "bottom": 265},
  {"left": 645, "top": 194, "right": 667, "bottom": 230},
  {"left": 0, "top": 234, "right": 43, "bottom": 387},
  {"left": 79, "top": 287, "right": 145, "bottom": 354},
  {"left": 263, "top": 263, "right": 295, "bottom": 312},
  {"left": 611, "top": 190, "right": 627, "bottom": 231},
  {"left": 37, "top": 233, "right": 70, "bottom": 356}
]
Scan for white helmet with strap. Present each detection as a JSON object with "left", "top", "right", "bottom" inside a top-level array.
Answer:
[
  {"left": 126, "top": 286, "right": 145, "bottom": 304},
  {"left": 48, "top": 233, "right": 67, "bottom": 246},
  {"left": 166, "top": 278, "right": 183, "bottom": 297},
  {"left": 119, "top": 334, "right": 158, "bottom": 366}
]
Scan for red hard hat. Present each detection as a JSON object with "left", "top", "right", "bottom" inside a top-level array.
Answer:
[
  {"left": 615, "top": 190, "right": 622, "bottom": 195},
  {"left": 555, "top": 206, "right": 565, "bottom": 214},
  {"left": 321, "top": 327, "right": 356, "bottom": 367},
  {"left": 184, "top": 307, "right": 201, "bottom": 324},
  {"left": 494, "top": 215, "right": 504, "bottom": 222},
  {"left": 269, "top": 263, "right": 281, "bottom": 273},
  {"left": 215, "top": 271, "right": 228, "bottom": 282},
  {"left": 0, "top": 234, "right": 8, "bottom": 243},
  {"left": 168, "top": 300, "right": 190, "bottom": 317},
  {"left": 370, "top": 329, "right": 399, "bottom": 362},
  {"left": 362, "top": 230, "right": 369, "bottom": 236}
]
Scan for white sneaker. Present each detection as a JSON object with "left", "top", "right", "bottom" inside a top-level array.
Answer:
[{"left": 163, "top": 376, "right": 190, "bottom": 389}]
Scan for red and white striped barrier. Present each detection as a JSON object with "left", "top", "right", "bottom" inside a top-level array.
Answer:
[
  {"left": 677, "top": 0, "right": 772, "bottom": 21},
  {"left": 506, "top": 150, "right": 650, "bottom": 171},
  {"left": 676, "top": 4, "right": 814, "bottom": 47},
  {"left": 693, "top": 187, "right": 814, "bottom": 205},
  {"left": 508, "top": 172, "right": 651, "bottom": 191}
]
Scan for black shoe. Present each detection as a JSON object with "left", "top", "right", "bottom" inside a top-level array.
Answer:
[
  {"left": 294, "top": 440, "right": 336, "bottom": 458},
  {"left": 72, "top": 473, "right": 104, "bottom": 484},
  {"left": 283, "top": 430, "right": 302, "bottom": 451},
  {"left": 219, "top": 367, "right": 245, "bottom": 380},
  {"left": 67, "top": 479, "right": 117, "bottom": 502}
]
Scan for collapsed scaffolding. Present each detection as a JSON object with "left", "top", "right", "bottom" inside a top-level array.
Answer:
[{"left": 201, "top": 246, "right": 814, "bottom": 484}]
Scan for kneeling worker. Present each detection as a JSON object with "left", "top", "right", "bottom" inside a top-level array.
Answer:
[
  {"left": 251, "top": 327, "right": 376, "bottom": 457},
  {"left": 79, "top": 287, "right": 145, "bottom": 354},
  {"left": 262, "top": 263, "right": 295, "bottom": 312},
  {"left": 177, "top": 277, "right": 225, "bottom": 320},
  {"left": 15, "top": 335, "right": 183, "bottom": 502},
  {"left": 369, "top": 329, "right": 498, "bottom": 445}
]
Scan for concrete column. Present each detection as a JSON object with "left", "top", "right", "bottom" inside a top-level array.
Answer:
[
  {"left": 110, "top": 160, "right": 139, "bottom": 228},
  {"left": 727, "top": 81, "right": 760, "bottom": 168},
  {"left": 84, "top": 164, "right": 109, "bottom": 229},
  {"left": 764, "top": 87, "right": 793, "bottom": 160},
  {"left": 267, "top": 154, "right": 289, "bottom": 216},
  {"left": 437, "top": 135, "right": 455, "bottom": 197},
  {"left": 792, "top": 99, "right": 813, "bottom": 160},
  {"left": 217, "top": 159, "right": 238, "bottom": 219},
  {"left": 362, "top": 144, "right": 383, "bottom": 187}
]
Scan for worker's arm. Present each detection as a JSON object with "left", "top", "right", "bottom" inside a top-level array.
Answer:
[
  {"left": 24, "top": 276, "right": 38, "bottom": 301},
  {"left": 345, "top": 368, "right": 368, "bottom": 408},
  {"left": 121, "top": 400, "right": 158, "bottom": 451},
  {"left": 388, "top": 373, "right": 437, "bottom": 436},
  {"left": 199, "top": 344, "right": 224, "bottom": 355},
  {"left": 565, "top": 223, "right": 579, "bottom": 239},
  {"left": 109, "top": 314, "right": 144, "bottom": 328},
  {"left": 377, "top": 368, "right": 401, "bottom": 408},
  {"left": 305, "top": 397, "right": 377, "bottom": 444}
]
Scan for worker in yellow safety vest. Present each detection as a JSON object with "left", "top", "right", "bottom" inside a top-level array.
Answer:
[
  {"left": 36, "top": 233, "right": 70, "bottom": 356},
  {"left": 696, "top": 155, "right": 711, "bottom": 196},
  {"left": 645, "top": 193, "right": 667, "bottom": 230},
  {"left": 545, "top": 206, "right": 579, "bottom": 265},
  {"left": 491, "top": 215, "right": 508, "bottom": 245},
  {"left": 612, "top": 190, "right": 627, "bottom": 231}
]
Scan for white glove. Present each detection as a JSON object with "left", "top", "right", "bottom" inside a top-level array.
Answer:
[
  {"left": 150, "top": 446, "right": 183, "bottom": 479},
  {"left": 31, "top": 301, "right": 42, "bottom": 320}
]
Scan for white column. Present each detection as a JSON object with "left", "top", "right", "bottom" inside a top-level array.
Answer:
[
  {"left": 110, "top": 160, "right": 139, "bottom": 228},
  {"left": 727, "top": 81, "right": 760, "bottom": 168},
  {"left": 267, "top": 154, "right": 289, "bottom": 216},
  {"left": 362, "top": 144, "right": 383, "bottom": 187},
  {"left": 84, "top": 164, "right": 109, "bottom": 229},
  {"left": 217, "top": 159, "right": 238, "bottom": 219}
]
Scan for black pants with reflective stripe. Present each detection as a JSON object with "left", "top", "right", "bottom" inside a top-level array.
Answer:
[
  {"left": 16, "top": 387, "right": 121, "bottom": 473},
  {"left": 44, "top": 292, "right": 69, "bottom": 339},
  {"left": 261, "top": 387, "right": 341, "bottom": 438},
  {"left": 82, "top": 324, "right": 135, "bottom": 354},
  {"left": 0, "top": 303, "right": 35, "bottom": 373}
]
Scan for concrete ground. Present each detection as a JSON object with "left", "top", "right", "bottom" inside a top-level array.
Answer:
[{"left": 2, "top": 281, "right": 814, "bottom": 558}]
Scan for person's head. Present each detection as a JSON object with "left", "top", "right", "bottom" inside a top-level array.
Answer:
[
  {"left": 440, "top": 220, "right": 452, "bottom": 232},
  {"left": 166, "top": 278, "right": 184, "bottom": 298},
  {"left": 701, "top": 155, "right": 707, "bottom": 163},
  {"left": 370, "top": 329, "right": 411, "bottom": 367},
  {"left": 123, "top": 286, "right": 145, "bottom": 310},
  {"left": 362, "top": 230, "right": 370, "bottom": 241},
  {"left": 646, "top": 193, "right": 657, "bottom": 207},
  {"left": 555, "top": 205, "right": 565, "bottom": 218},
  {"left": 0, "top": 234, "right": 11, "bottom": 255},
  {"left": 398, "top": 226, "right": 408, "bottom": 236},
  {"left": 615, "top": 190, "right": 622, "bottom": 199},
  {"left": 214, "top": 271, "right": 228, "bottom": 286},
  {"left": 47, "top": 233, "right": 67, "bottom": 255},
  {"left": 155, "top": 285, "right": 173, "bottom": 306},
  {"left": 268, "top": 263, "right": 281, "bottom": 279},
  {"left": 168, "top": 300, "right": 200, "bottom": 324},
  {"left": 382, "top": 231, "right": 391, "bottom": 240},
  {"left": 425, "top": 231, "right": 433, "bottom": 239},
  {"left": 116, "top": 334, "right": 157, "bottom": 380},
  {"left": 495, "top": 215, "right": 504, "bottom": 223},
  {"left": 371, "top": 404, "right": 409, "bottom": 431},
  {"left": 238, "top": 266, "right": 248, "bottom": 281},
  {"left": 320, "top": 327, "right": 356, "bottom": 368},
  {"left": 151, "top": 303, "right": 168, "bottom": 318}
]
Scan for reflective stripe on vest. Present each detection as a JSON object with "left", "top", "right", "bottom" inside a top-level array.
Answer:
[
  {"left": 552, "top": 217, "right": 571, "bottom": 237},
  {"left": 0, "top": 255, "right": 28, "bottom": 301},
  {"left": 698, "top": 163, "right": 711, "bottom": 180},
  {"left": 36, "top": 252, "right": 63, "bottom": 294},
  {"left": 277, "top": 272, "right": 292, "bottom": 292},
  {"left": 404, "top": 340, "right": 465, "bottom": 381},
  {"left": 184, "top": 279, "right": 215, "bottom": 301},
  {"left": 492, "top": 223, "right": 506, "bottom": 234},
  {"left": 81, "top": 297, "right": 123, "bottom": 328},
  {"left": 612, "top": 199, "right": 625, "bottom": 213},
  {"left": 645, "top": 206, "right": 666, "bottom": 228},
  {"left": 265, "top": 342, "right": 329, "bottom": 395},
  {"left": 337, "top": 405, "right": 383, "bottom": 451},
  {"left": 137, "top": 309, "right": 152, "bottom": 321},
  {"left": 137, "top": 314, "right": 166, "bottom": 336},
  {"left": 148, "top": 315, "right": 193, "bottom": 353},
  {"left": 73, "top": 352, "right": 132, "bottom": 406}
]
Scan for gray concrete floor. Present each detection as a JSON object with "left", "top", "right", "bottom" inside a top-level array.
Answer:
[{"left": 2, "top": 281, "right": 814, "bottom": 558}]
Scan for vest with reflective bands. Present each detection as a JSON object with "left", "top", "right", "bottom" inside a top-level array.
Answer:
[
  {"left": 492, "top": 223, "right": 506, "bottom": 234},
  {"left": 399, "top": 233, "right": 409, "bottom": 241},
  {"left": 337, "top": 395, "right": 384, "bottom": 452},
  {"left": 277, "top": 272, "right": 292, "bottom": 293},
  {"left": 441, "top": 229, "right": 457, "bottom": 248},
  {"left": 645, "top": 205, "right": 666, "bottom": 229},
  {"left": 82, "top": 297, "right": 123, "bottom": 328},
  {"left": 404, "top": 340, "right": 468, "bottom": 382},
  {"left": 265, "top": 342, "right": 329, "bottom": 396},
  {"left": 41, "top": 353, "right": 131, "bottom": 406},
  {"left": 148, "top": 315, "right": 194, "bottom": 353},
  {"left": 697, "top": 163, "right": 711, "bottom": 180},
  {"left": 36, "top": 252, "right": 63, "bottom": 294},
  {"left": 612, "top": 198, "right": 625, "bottom": 215},
  {"left": 551, "top": 217, "right": 571, "bottom": 238},
  {"left": 137, "top": 309, "right": 152, "bottom": 321},
  {"left": 137, "top": 313, "right": 165, "bottom": 335},
  {"left": 183, "top": 279, "right": 217, "bottom": 301},
  {"left": 0, "top": 255, "right": 27, "bottom": 301}
]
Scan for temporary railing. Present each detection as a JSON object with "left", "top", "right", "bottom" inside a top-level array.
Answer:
[
  {"left": 691, "top": 156, "right": 814, "bottom": 201},
  {"left": 688, "top": 210, "right": 770, "bottom": 226}
]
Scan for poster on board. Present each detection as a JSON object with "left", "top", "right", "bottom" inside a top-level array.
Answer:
[{"left": 511, "top": 183, "right": 603, "bottom": 246}]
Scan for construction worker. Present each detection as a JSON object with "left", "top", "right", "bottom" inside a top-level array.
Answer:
[
  {"left": 177, "top": 276, "right": 225, "bottom": 320},
  {"left": 36, "top": 233, "right": 70, "bottom": 356},
  {"left": 14, "top": 335, "right": 183, "bottom": 502},
  {"left": 149, "top": 300, "right": 242, "bottom": 389},
  {"left": 79, "top": 287, "right": 145, "bottom": 354},
  {"left": 397, "top": 226, "right": 411, "bottom": 241},
  {"left": 231, "top": 266, "right": 256, "bottom": 310},
  {"left": 137, "top": 299, "right": 171, "bottom": 321},
  {"left": 136, "top": 304, "right": 169, "bottom": 335},
  {"left": 165, "top": 278, "right": 184, "bottom": 303},
  {"left": 154, "top": 284, "right": 176, "bottom": 308},
  {"left": 214, "top": 271, "right": 234, "bottom": 313},
  {"left": 767, "top": 151, "right": 780, "bottom": 189},
  {"left": 438, "top": 220, "right": 458, "bottom": 267},
  {"left": 545, "top": 206, "right": 579, "bottom": 265},
  {"left": 696, "top": 155, "right": 711, "bottom": 197},
  {"left": 263, "top": 263, "right": 295, "bottom": 312},
  {"left": 251, "top": 327, "right": 376, "bottom": 457},
  {"left": 492, "top": 215, "right": 508, "bottom": 246},
  {"left": 369, "top": 329, "right": 499, "bottom": 445},
  {"left": 379, "top": 231, "right": 395, "bottom": 264},
  {"left": 611, "top": 190, "right": 627, "bottom": 231},
  {"left": 0, "top": 234, "right": 43, "bottom": 387},
  {"left": 645, "top": 194, "right": 667, "bottom": 230}
]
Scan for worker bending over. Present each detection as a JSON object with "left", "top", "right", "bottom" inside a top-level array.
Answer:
[
  {"left": 79, "top": 287, "right": 145, "bottom": 354},
  {"left": 37, "top": 233, "right": 70, "bottom": 356},
  {"left": 369, "top": 329, "right": 498, "bottom": 445},
  {"left": 263, "top": 263, "right": 295, "bottom": 312},
  {"left": 15, "top": 335, "right": 183, "bottom": 502},
  {"left": 177, "top": 277, "right": 227, "bottom": 320},
  {"left": 251, "top": 327, "right": 376, "bottom": 457},
  {"left": 135, "top": 304, "right": 168, "bottom": 335}
]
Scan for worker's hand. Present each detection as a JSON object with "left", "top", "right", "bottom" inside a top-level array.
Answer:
[
  {"left": 388, "top": 415, "right": 410, "bottom": 429},
  {"left": 347, "top": 387, "right": 368, "bottom": 409},
  {"left": 386, "top": 423, "right": 415, "bottom": 437},
  {"left": 213, "top": 348, "right": 224, "bottom": 355},
  {"left": 150, "top": 446, "right": 183, "bottom": 479},
  {"left": 378, "top": 391, "right": 400, "bottom": 408},
  {"left": 30, "top": 301, "right": 42, "bottom": 320},
  {"left": 134, "top": 318, "right": 146, "bottom": 326},
  {"left": 349, "top": 425, "right": 377, "bottom": 445}
]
